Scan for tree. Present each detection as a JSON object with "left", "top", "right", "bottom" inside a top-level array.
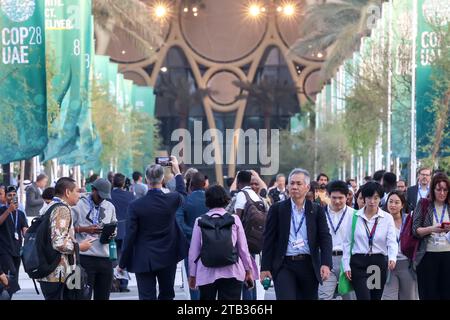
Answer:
[
  {"left": 93, "top": 0, "right": 164, "bottom": 56},
  {"left": 420, "top": 23, "right": 450, "bottom": 171},
  {"left": 290, "top": 0, "right": 383, "bottom": 80}
]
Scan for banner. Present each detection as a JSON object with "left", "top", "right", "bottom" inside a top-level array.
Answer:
[
  {"left": 132, "top": 86, "right": 156, "bottom": 172},
  {"left": 42, "top": 0, "right": 92, "bottom": 161},
  {"left": 416, "top": 0, "right": 450, "bottom": 158},
  {"left": 0, "top": 0, "right": 47, "bottom": 163},
  {"left": 60, "top": 6, "right": 94, "bottom": 166}
]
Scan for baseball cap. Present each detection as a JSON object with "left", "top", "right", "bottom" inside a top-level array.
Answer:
[{"left": 91, "top": 178, "right": 112, "bottom": 200}]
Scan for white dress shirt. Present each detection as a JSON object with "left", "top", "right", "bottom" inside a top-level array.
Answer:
[
  {"left": 342, "top": 208, "right": 398, "bottom": 272},
  {"left": 325, "top": 205, "right": 354, "bottom": 252}
]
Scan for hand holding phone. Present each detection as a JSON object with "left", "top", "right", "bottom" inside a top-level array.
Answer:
[
  {"left": 441, "top": 222, "right": 450, "bottom": 229},
  {"left": 155, "top": 157, "right": 171, "bottom": 166}
]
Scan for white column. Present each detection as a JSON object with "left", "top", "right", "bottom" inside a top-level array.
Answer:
[
  {"left": 386, "top": 0, "right": 393, "bottom": 171},
  {"left": 410, "top": 0, "right": 418, "bottom": 184},
  {"left": 351, "top": 154, "right": 355, "bottom": 181}
]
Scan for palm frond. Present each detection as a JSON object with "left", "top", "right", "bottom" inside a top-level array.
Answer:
[{"left": 93, "top": 0, "right": 164, "bottom": 57}]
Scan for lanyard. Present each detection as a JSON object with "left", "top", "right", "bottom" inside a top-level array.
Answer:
[
  {"left": 52, "top": 197, "right": 62, "bottom": 203},
  {"left": 292, "top": 207, "right": 305, "bottom": 238},
  {"left": 325, "top": 206, "right": 348, "bottom": 235},
  {"left": 9, "top": 210, "right": 18, "bottom": 232},
  {"left": 433, "top": 205, "right": 448, "bottom": 224},
  {"left": 362, "top": 216, "right": 379, "bottom": 254},
  {"left": 396, "top": 215, "right": 407, "bottom": 243}
]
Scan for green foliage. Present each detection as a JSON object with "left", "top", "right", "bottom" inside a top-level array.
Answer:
[
  {"left": 279, "top": 119, "right": 350, "bottom": 178},
  {"left": 420, "top": 23, "right": 450, "bottom": 171}
]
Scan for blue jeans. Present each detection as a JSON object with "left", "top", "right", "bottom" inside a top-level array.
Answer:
[
  {"left": 242, "top": 254, "right": 257, "bottom": 300},
  {"left": 184, "top": 259, "right": 200, "bottom": 300}
]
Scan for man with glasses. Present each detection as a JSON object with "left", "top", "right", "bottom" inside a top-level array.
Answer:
[{"left": 407, "top": 167, "right": 432, "bottom": 212}]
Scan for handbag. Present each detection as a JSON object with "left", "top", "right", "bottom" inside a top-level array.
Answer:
[
  {"left": 338, "top": 210, "right": 358, "bottom": 295},
  {"left": 400, "top": 198, "right": 429, "bottom": 260},
  {"left": 61, "top": 243, "right": 91, "bottom": 300}
]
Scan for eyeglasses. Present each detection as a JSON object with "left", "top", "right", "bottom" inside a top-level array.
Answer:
[
  {"left": 435, "top": 188, "right": 449, "bottom": 193},
  {"left": 419, "top": 173, "right": 431, "bottom": 177}
]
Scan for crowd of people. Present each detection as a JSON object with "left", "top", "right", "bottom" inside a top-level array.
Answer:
[{"left": 0, "top": 161, "right": 449, "bottom": 301}]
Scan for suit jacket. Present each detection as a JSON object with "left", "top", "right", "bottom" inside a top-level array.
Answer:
[
  {"left": 110, "top": 188, "right": 135, "bottom": 240},
  {"left": 119, "top": 174, "right": 189, "bottom": 273},
  {"left": 406, "top": 185, "right": 419, "bottom": 212},
  {"left": 261, "top": 198, "right": 332, "bottom": 284},
  {"left": 176, "top": 189, "right": 208, "bottom": 241},
  {"left": 25, "top": 183, "right": 44, "bottom": 217}
]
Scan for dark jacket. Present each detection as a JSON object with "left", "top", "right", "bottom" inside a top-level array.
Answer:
[
  {"left": 25, "top": 183, "right": 44, "bottom": 217},
  {"left": 119, "top": 174, "right": 189, "bottom": 273},
  {"left": 406, "top": 185, "right": 419, "bottom": 212},
  {"left": 261, "top": 198, "right": 332, "bottom": 284},
  {"left": 176, "top": 189, "right": 208, "bottom": 241},
  {"left": 412, "top": 198, "right": 435, "bottom": 268},
  {"left": 110, "top": 188, "right": 135, "bottom": 240}
]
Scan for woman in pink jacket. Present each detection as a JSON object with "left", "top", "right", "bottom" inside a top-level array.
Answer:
[{"left": 188, "top": 184, "right": 257, "bottom": 300}]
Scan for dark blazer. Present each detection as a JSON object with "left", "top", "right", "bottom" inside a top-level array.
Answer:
[
  {"left": 406, "top": 185, "right": 419, "bottom": 212},
  {"left": 261, "top": 199, "right": 332, "bottom": 284},
  {"left": 110, "top": 188, "right": 135, "bottom": 240},
  {"left": 119, "top": 174, "right": 189, "bottom": 273},
  {"left": 176, "top": 189, "right": 208, "bottom": 241},
  {"left": 25, "top": 183, "right": 44, "bottom": 217}
]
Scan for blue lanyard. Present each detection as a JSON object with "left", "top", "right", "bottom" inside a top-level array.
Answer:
[
  {"left": 291, "top": 207, "right": 305, "bottom": 237},
  {"left": 362, "top": 215, "right": 379, "bottom": 254},
  {"left": 433, "top": 205, "right": 448, "bottom": 224},
  {"left": 325, "top": 206, "right": 348, "bottom": 234},
  {"left": 9, "top": 210, "right": 18, "bottom": 232},
  {"left": 52, "top": 197, "right": 62, "bottom": 203},
  {"left": 397, "top": 215, "right": 407, "bottom": 243}
]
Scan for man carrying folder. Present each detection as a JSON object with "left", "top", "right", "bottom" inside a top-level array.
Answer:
[{"left": 72, "top": 178, "right": 117, "bottom": 300}]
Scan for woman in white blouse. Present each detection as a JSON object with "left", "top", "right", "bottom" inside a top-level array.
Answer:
[
  {"left": 342, "top": 182, "right": 398, "bottom": 300},
  {"left": 381, "top": 191, "right": 418, "bottom": 300}
]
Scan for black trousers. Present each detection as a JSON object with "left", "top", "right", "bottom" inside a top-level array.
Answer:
[
  {"left": 417, "top": 251, "right": 450, "bottom": 300},
  {"left": 0, "top": 254, "right": 21, "bottom": 296},
  {"left": 80, "top": 255, "right": 113, "bottom": 300},
  {"left": 39, "top": 282, "right": 66, "bottom": 300},
  {"left": 199, "top": 278, "right": 242, "bottom": 300},
  {"left": 350, "top": 254, "right": 387, "bottom": 300},
  {"left": 274, "top": 256, "right": 319, "bottom": 300},
  {"left": 135, "top": 264, "right": 177, "bottom": 300}
]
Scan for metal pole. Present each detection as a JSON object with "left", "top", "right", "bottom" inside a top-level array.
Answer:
[
  {"left": 386, "top": 0, "right": 393, "bottom": 171},
  {"left": 410, "top": 0, "right": 418, "bottom": 184}
]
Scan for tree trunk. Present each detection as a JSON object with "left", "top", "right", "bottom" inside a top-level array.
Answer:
[
  {"left": 2, "top": 163, "right": 11, "bottom": 186},
  {"left": 24, "top": 159, "right": 33, "bottom": 182},
  {"left": 95, "top": 22, "right": 113, "bottom": 55}
]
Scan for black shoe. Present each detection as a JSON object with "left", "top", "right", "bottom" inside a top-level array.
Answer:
[{"left": 119, "top": 288, "right": 130, "bottom": 293}]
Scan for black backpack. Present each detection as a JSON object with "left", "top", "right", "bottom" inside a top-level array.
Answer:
[
  {"left": 196, "top": 213, "right": 238, "bottom": 268},
  {"left": 241, "top": 190, "right": 267, "bottom": 255},
  {"left": 21, "top": 203, "right": 67, "bottom": 280}
]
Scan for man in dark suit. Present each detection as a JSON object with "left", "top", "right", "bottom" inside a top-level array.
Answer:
[
  {"left": 110, "top": 173, "right": 135, "bottom": 292},
  {"left": 25, "top": 173, "right": 48, "bottom": 217},
  {"left": 406, "top": 167, "right": 432, "bottom": 212},
  {"left": 118, "top": 156, "right": 189, "bottom": 300},
  {"left": 260, "top": 168, "right": 332, "bottom": 300}
]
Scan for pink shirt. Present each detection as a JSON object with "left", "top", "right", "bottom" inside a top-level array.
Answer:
[{"left": 188, "top": 208, "right": 258, "bottom": 286}]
